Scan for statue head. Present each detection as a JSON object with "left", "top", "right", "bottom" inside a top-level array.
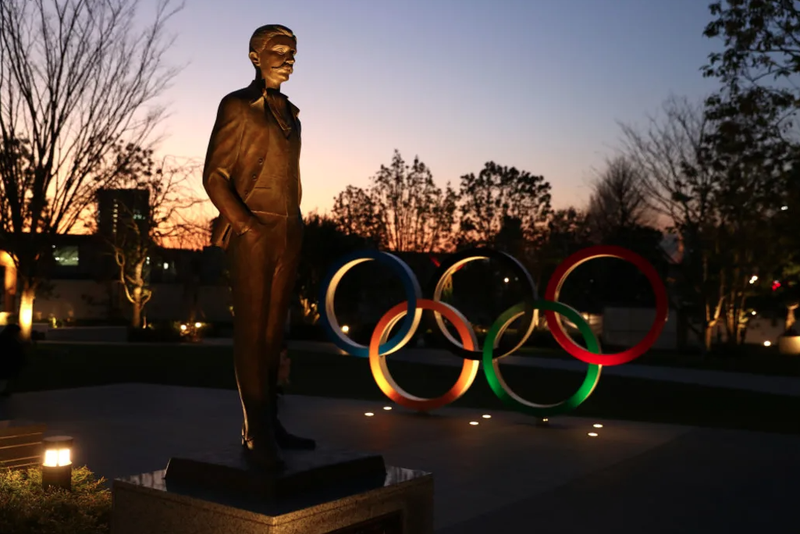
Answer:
[{"left": 249, "top": 24, "right": 296, "bottom": 90}]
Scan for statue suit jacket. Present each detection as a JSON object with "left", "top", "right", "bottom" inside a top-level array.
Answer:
[{"left": 203, "top": 80, "right": 301, "bottom": 250}]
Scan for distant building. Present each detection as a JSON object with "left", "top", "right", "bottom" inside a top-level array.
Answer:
[{"left": 96, "top": 188, "right": 150, "bottom": 240}]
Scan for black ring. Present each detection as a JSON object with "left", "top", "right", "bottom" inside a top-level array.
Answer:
[{"left": 425, "top": 247, "right": 538, "bottom": 360}]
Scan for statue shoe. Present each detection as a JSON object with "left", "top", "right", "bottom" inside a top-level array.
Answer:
[
  {"left": 241, "top": 431, "right": 285, "bottom": 470},
  {"left": 274, "top": 417, "right": 316, "bottom": 450}
]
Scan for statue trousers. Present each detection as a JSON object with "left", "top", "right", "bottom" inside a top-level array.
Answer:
[{"left": 227, "top": 211, "right": 303, "bottom": 438}]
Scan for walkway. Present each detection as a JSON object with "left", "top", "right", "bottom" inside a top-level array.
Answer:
[{"left": 4, "top": 384, "right": 799, "bottom": 533}]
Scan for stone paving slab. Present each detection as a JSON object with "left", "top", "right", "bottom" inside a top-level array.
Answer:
[
  {"left": 3, "top": 384, "right": 798, "bottom": 532},
  {"left": 438, "top": 427, "right": 800, "bottom": 534}
]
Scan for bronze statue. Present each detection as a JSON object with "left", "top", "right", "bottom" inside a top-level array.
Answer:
[{"left": 203, "top": 24, "right": 314, "bottom": 470}]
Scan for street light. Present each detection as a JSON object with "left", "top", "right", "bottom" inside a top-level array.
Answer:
[{"left": 42, "top": 436, "right": 73, "bottom": 491}]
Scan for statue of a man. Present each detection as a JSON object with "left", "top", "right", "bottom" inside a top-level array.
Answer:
[{"left": 203, "top": 24, "right": 314, "bottom": 469}]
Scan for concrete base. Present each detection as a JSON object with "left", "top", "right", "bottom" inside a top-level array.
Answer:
[
  {"left": 164, "top": 444, "right": 387, "bottom": 500},
  {"left": 111, "top": 466, "right": 433, "bottom": 534},
  {"left": 778, "top": 335, "right": 800, "bottom": 355}
]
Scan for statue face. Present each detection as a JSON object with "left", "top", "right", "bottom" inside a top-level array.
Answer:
[{"left": 249, "top": 35, "right": 297, "bottom": 90}]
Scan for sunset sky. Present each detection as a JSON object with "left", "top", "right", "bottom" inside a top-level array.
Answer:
[{"left": 148, "top": 0, "right": 721, "bottom": 220}]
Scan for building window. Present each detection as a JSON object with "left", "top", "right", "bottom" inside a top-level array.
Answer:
[{"left": 54, "top": 246, "right": 79, "bottom": 267}]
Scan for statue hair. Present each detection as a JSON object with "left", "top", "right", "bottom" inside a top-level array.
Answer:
[{"left": 249, "top": 25, "right": 295, "bottom": 54}]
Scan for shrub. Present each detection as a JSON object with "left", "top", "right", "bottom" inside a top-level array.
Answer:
[{"left": 0, "top": 466, "right": 111, "bottom": 534}]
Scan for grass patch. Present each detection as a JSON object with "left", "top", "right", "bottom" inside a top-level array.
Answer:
[
  {"left": 0, "top": 466, "right": 111, "bottom": 534},
  {"left": 15, "top": 343, "right": 800, "bottom": 435}
]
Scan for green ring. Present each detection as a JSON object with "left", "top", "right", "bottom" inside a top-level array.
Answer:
[{"left": 482, "top": 300, "right": 602, "bottom": 417}]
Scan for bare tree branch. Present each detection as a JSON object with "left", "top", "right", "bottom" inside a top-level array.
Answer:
[{"left": 0, "top": 0, "right": 182, "bottom": 338}]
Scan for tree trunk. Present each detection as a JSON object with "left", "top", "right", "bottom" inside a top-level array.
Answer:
[
  {"left": 127, "top": 260, "right": 147, "bottom": 329},
  {"left": 787, "top": 304, "right": 798, "bottom": 332},
  {"left": 704, "top": 323, "right": 713, "bottom": 353},
  {"left": 18, "top": 280, "right": 36, "bottom": 341},
  {"left": 131, "top": 285, "right": 143, "bottom": 328},
  {"left": 131, "top": 300, "right": 142, "bottom": 328},
  {"left": 703, "top": 296, "right": 724, "bottom": 353}
]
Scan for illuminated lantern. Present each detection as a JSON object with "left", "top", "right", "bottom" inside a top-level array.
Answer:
[{"left": 42, "top": 436, "right": 73, "bottom": 491}]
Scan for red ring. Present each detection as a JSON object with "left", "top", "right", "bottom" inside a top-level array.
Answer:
[{"left": 543, "top": 245, "right": 668, "bottom": 366}]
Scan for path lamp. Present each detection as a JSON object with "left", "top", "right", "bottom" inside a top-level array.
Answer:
[{"left": 42, "top": 436, "right": 73, "bottom": 491}]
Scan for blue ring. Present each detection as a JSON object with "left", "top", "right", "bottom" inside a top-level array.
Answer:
[{"left": 318, "top": 250, "right": 422, "bottom": 358}]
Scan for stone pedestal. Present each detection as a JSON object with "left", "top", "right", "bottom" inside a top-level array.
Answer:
[
  {"left": 111, "top": 448, "right": 433, "bottom": 534},
  {"left": 778, "top": 335, "right": 800, "bottom": 355}
]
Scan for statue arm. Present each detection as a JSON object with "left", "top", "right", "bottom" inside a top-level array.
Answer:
[{"left": 203, "top": 97, "right": 255, "bottom": 236}]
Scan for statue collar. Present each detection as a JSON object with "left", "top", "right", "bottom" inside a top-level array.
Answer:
[{"left": 248, "top": 79, "right": 299, "bottom": 118}]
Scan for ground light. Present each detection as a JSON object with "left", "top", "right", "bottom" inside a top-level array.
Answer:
[
  {"left": 593, "top": 423, "right": 603, "bottom": 428},
  {"left": 587, "top": 432, "right": 598, "bottom": 437},
  {"left": 19, "top": 291, "right": 33, "bottom": 338},
  {"left": 764, "top": 341, "right": 772, "bottom": 347},
  {"left": 42, "top": 436, "right": 73, "bottom": 491},
  {"left": 383, "top": 406, "right": 392, "bottom": 411},
  {"left": 482, "top": 414, "right": 491, "bottom": 419},
  {"left": 469, "top": 421, "right": 479, "bottom": 426},
  {"left": 364, "top": 412, "right": 374, "bottom": 417}
]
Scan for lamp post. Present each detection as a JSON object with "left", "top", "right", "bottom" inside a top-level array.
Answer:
[{"left": 42, "top": 436, "right": 73, "bottom": 491}]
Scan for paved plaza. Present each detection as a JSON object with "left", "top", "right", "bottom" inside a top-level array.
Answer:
[{"left": 3, "top": 383, "right": 799, "bottom": 533}]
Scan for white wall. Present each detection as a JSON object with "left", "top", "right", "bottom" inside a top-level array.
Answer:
[
  {"left": 602, "top": 307, "right": 681, "bottom": 350},
  {"left": 33, "top": 279, "right": 233, "bottom": 323}
]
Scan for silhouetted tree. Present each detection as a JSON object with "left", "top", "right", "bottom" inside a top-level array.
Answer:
[
  {"left": 586, "top": 155, "right": 667, "bottom": 300},
  {"left": 767, "top": 160, "right": 800, "bottom": 335},
  {"left": 0, "top": 0, "right": 182, "bottom": 339},
  {"left": 331, "top": 185, "right": 383, "bottom": 244},
  {"left": 331, "top": 150, "right": 457, "bottom": 252},
  {"left": 530, "top": 208, "right": 592, "bottom": 298},
  {"left": 703, "top": 0, "right": 800, "bottom": 130},
  {"left": 619, "top": 95, "right": 794, "bottom": 349},
  {"left": 618, "top": 97, "right": 727, "bottom": 350},
  {"left": 587, "top": 156, "right": 651, "bottom": 240},
  {"left": 97, "top": 145, "right": 200, "bottom": 328},
  {"left": 457, "top": 161, "right": 552, "bottom": 248}
]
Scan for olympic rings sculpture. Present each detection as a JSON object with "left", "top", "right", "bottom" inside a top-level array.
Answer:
[{"left": 319, "top": 245, "right": 669, "bottom": 417}]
